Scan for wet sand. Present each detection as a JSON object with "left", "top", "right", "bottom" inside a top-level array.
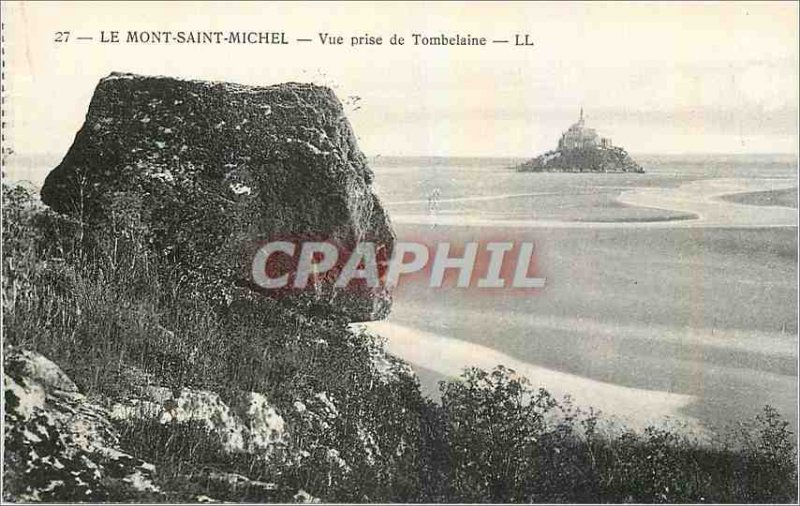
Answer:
[
  {"left": 369, "top": 173, "right": 798, "bottom": 431},
  {"left": 388, "top": 177, "right": 799, "bottom": 229}
]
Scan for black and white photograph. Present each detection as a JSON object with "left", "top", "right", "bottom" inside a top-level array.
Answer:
[{"left": 1, "top": 1, "right": 798, "bottom": 503}]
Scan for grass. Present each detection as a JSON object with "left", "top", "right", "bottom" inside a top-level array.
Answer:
[{"left": 2, "top": 182, "right": 798, "bottom": 503}]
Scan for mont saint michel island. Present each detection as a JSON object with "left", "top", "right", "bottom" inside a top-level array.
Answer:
[{"left": 515, "top": 109, "right": 644, "bottom": 173}]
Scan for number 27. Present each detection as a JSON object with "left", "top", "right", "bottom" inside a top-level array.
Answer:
[{"left": 54, "top": 31, "right": 70, "bottom": 43}]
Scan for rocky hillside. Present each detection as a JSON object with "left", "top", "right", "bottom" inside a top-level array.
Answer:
[
  {"left": 4, "top": 325, "right": 424, "bottom": 503},
  {"left": 515, "top": 146, "right": 644, "bottom": 173}
]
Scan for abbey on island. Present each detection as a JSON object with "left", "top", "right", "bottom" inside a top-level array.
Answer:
[
  {"left": 515, "top": 109, "right": 644, "bottom": 173},
  {"left": 558, "top": 108, "right": 613, "bottom": 151}
]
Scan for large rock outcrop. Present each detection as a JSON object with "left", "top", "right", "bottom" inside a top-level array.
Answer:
[{"left": 41, "top": 72, "right": 393, "bottom": 321}]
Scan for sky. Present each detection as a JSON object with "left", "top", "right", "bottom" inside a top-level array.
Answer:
[{"left": 2, "top": 1, "right": 798, "bottom": 183}]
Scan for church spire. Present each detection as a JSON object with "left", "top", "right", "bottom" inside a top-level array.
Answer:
[{"left": 580, "top": 106, "right": 584, "bottom": 122}]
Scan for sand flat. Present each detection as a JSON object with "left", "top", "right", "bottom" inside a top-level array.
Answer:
[
  {"left": 389, "top": 177, "right": 798, "bottom": 229},
  {"left": 362, "top": 320, "right": 701, "bottom": 432}
]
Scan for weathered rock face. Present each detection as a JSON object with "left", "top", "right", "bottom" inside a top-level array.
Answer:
[
  {"left": 41, "top": 72, "right": 393, "bottom": 321},
  {"left": 3, "top": 342, "right": 419, "bottom": 503},
  {"left": 110, "top": 385, "right": 289, "bottom": 457},
  {"left": 516, "top": 146, "right": 644, "bottom": 173},
  {"left": 3, "top": 348, "right": 162, "bottom": 502},
  {"left": 2, "top": 348, "right": 299, "bottom": 502}
]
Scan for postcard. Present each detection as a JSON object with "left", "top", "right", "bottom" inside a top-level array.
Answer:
[{"left": 2, "top": 2, "right": 798, "bottom": 503}]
